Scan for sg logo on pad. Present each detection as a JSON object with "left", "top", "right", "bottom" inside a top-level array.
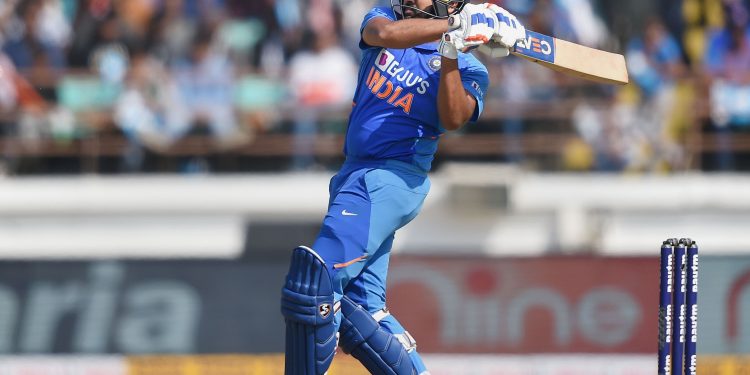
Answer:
[{"left": 319, "top": 303, "right": 332, "bottom": 319}]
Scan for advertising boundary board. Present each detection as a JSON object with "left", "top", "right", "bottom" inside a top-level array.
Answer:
[
  {"left": 1, "top": 355, "right": 750, "bottom": 374},
  {"left": 0, "top": 255, "right": 748, "bottom": 354}
]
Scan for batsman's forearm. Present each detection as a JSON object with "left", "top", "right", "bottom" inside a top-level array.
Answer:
[
  {"left": 438, "top": 57, "right": 473, "bottom": 131},
  {"left": 365, "top": 18, "right": 449, "bottom": 49}
]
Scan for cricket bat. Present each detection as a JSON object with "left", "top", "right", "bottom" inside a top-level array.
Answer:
[{"left": 511, "top": 30, "right": 629, "bottom": 85}]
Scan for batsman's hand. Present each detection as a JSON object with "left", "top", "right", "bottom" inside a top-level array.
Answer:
[
  {"left": 438, "top": 31, "right": 461, "bottom": 59},
  {"left": 439, "top": 3, "right": 497, "bottom": 59},
  {"left": 486, "top": 4, "right": 526, "bottom": 49},
  {"left": 478, "top": 40, "right": 511, "bottom": 58}
]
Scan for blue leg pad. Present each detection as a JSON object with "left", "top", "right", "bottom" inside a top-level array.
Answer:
[
  {"left": 338, "top": 296, "right": 417, "bottom": 375},
  {"left": 281, "top": 246, "right": 337, "bottom": 375}
]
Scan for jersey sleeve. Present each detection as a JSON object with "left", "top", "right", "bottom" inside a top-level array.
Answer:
[
  {"left": 359, "top": 7, "right": 397, "bottom": 50},
  {"left": 459, "top": 56, "right": 490, "bottom": 123}
]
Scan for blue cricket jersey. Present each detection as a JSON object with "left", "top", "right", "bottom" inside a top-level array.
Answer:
[{"left": 345, "top": 6, "right": 489, "bottom": 172}]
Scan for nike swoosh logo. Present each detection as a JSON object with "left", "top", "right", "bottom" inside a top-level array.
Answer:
[
  {"left": 341, "top": 209, "right": 358, "bottom": 216},
  {"left": 334, "top": 254, "right": 368, "bottom": 269}
]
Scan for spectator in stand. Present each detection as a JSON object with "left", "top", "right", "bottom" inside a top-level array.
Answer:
[
  {"left": 337, "top": 0, "right": 379, "bottom": 53},
  {"left": 0, "top": 53, "right": 18, "bottom": 112},
  {"left": 143, "top": 0, "right": 197, "bottom": 64},
  {"left": 87, "top": 12, "right": 131, "bottom": 83},
  {"left": 2, "top": 0, "right": 69, "bottom": 70},
  {"left": 622, "top": 17, "right": 687, "bottom": 171},
  {"left": 67, "top": 0, "right": 115, "bottom": 68},
  {"left": 0, "top": 45, "right": 75, "bottom": 163},
  {"left": 114, "top": 49, "right": 188, "bottom": 171},
  {"left": 627, "top": 18, "right": 685, "bottom": 99},
  {"left": 0, "top": 52, "right": 19, "bottom": 173},
  {"left": 225, "top": 0, "right": 280, "bottom": 70},
  {"left": 172, "top": 25, "right": 246, "bottom": 151},
  {"left": 704, "top": 0, "right": 750, "bottom": 170},
  {"left": 287, "top": 29, "right": 356, "bottom": 170},
  {"left": 0, "top": 0, "right": 15, "bottom": 32}
]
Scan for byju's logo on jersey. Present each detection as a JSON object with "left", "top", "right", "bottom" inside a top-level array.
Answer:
[
  {"left": 375, "top": 49, "right": 395, "bottom": 71},
  {"left": 373, "top": 49, "right": 430, "bottom": 95},
  {"left": 366, "top": 49, "right": 433, "bottom": 114}
]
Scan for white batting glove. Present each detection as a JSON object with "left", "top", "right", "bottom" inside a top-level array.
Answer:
[
  {"left": 477, "top": 40, "right": 511, "bottom": 58},
  {"left": 439, "top": 3, "right": 497, "bottom": 59},
  {"left": 486, "top": 4, "right": 526, "bottom": 49},
  {"left": 438, "top": 30, "right": 461, "bottom": 59}
]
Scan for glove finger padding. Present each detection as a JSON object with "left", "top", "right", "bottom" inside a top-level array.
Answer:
[
  {"left": 478, "top": 42, "right": 510, "bottom": 58},
  {"left": 453, "top": 3, "right": 497, "bottom": 48},
  {"left": 487, "top": 4, "right": 527, "bottom": 48}
]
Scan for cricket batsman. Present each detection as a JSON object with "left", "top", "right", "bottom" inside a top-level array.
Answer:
[{"left": 280, "top": 1, "right": 526, "bottom": 373}]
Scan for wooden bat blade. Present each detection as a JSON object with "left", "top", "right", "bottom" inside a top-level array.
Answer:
[{"left": 511, "top": 30, "right": 629, "bottom": 85}]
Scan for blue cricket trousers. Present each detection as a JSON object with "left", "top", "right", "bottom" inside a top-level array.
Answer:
[{"left": 312, "top": 158, "right": 430, "bottom": 370}]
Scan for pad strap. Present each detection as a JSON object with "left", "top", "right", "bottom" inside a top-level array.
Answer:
[
  {"left": 394, "top": 331, "right": 417, "bottom": 353},
  {"left": 338, "top": 296, "right": 417, "bottom": 375},
  {"left": 371, "top": 308, "right": 417, "bottom": 352},
  {"left": 372, "top": 308, "right": 390, "bottom": 322}
]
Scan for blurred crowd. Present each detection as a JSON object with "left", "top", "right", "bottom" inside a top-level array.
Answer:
[
  {"left": 0, "top": 0, "right": 748, "bottom": 173},
  {"left": 620, "top": 0, "right": 750, "bottom": 172}
]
